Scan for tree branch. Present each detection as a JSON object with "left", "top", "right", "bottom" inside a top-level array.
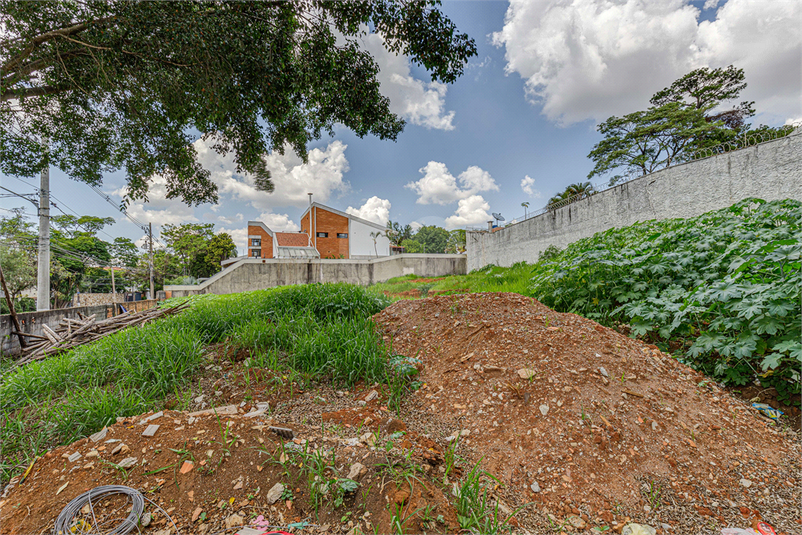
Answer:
[{"left": 1, "top": 85, "right": 72, "bottom": 102}]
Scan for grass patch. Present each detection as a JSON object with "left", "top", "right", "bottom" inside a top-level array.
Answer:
[{"left": 0, "top": 283, "right": 397, "bottom": 484}]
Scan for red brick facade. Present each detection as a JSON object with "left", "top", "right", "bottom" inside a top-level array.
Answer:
[
  {"left": 301, "top": 207, "right": 349, "bottom": 258},
  {"left": 247, "top": 224, "right": 273, "bottom": 258}
]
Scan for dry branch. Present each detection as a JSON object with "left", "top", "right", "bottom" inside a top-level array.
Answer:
[{"left": 15, "top": 303, "right": 190, "bottom": 366}]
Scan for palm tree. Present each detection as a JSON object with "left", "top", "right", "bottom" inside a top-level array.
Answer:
[
  {"left": 370, "top": 231, "right": 382, "bottom": 258},
  {"left": 521, "top": 201, "right": 530, "bottom": 219},
  {"left": 547, "top": 182, "right": 596, "bottom": 209}
]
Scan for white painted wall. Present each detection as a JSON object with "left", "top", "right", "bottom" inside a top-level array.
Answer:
[{"left": 349, "top": 218, "right": 390, "bottom": 258}]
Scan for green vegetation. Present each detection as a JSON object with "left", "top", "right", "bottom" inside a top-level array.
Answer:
[
  {"left": 0, "top": 283, "right": 396, "bottom": 483},
  {"left": 372, "top": 199, "right": 801, "bottom": 404}
]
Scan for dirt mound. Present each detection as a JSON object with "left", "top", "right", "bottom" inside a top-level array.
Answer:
[
  {"left": 373, "top": 293, "right": 800, "bottom": 533},
  {"left": 0, "top": 403, "right": 456, "bottom": 535}
]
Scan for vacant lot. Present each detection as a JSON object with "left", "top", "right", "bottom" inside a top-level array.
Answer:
[{"left": 1, "top": 199, "right": 798, "bottom": 534}]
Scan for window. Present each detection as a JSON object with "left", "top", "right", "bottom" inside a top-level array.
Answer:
[
  {"left": 251, "top": 238, "right": 261, "bottom": 247},
  {"left": 337, "top": 233, "right": 348, "bottom": 238},
  {"left": 252, "top": 249, "right": 261, "bottom": 258},
  {"left": 316, "top": 232, "right": 328, "bottom": 238}
]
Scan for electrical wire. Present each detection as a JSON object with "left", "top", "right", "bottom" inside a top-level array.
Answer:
[{"left": 53, "top": 485, "right": 144, "bottom": 535}]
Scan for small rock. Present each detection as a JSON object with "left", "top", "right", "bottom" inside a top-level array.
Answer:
[
  {"left": 86, "top": 450, "right": 99, "bottom": 458},
  {"left": 243, "top": 409, "right": 266, "bottom": 419},
  {"left": 651, "top": 421, "right": 659, "bottom": 431},
  {"left": 117, "top": 457, "right": 137, "bottom": 469},
  {"left": 598, "top": 367, "right": 609, "bottom": 378},
  {"left": 530, "top": 481, "right": 541, "bottom": 493},
  {"left": 539, "top": 404, "right": 549, "bottom": 416},
  {"left": 233, "top": 477, "right": 243, "bottom": 490},
  {"left": 194, "top": 395, "right": 205, "bottom": 404},
  {"left": 365, "top": 390, "right": 379, "bottom": 402},
  {"left": 224, "top": 514, "right": 244, "bottom": 529},
  {"left": 393, "top": 488, "right": 410, "bottom": 505},
  {"left": 567, "top": 515, "right": 586, "bottom": 529},
  {"left": 192, "top": 507, "right": 203, "bottom": 522},
  {"left": 266, "top": 482, "right": 285, "bottom": 504},
  {"left": 140, "top": 512, "right": 152, "bottom": 527},
  {"left": 643, "top": 504, "right": 651, "bottom": 513},
  {"left": 89, "top": 428, "right": 108, "bottom": 443},
  {"left": 739, "top": 478, "right": 752, "bottom": 488},
  {"left": 348, "top": 463, "right": 365, "bottom": 480},
  {"left": 622, "top": 524, "right": 656, "bottom": 535},
  {"left": 517, "top": 368, "right": 536, "bottom": 379}
]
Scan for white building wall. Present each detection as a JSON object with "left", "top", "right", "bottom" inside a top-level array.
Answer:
[{"left": 349, "top": 219, "right": 391, "bottom": 258}]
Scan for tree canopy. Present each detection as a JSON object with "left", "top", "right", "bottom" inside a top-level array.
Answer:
[
  {"left": 1, "top": 1, "right": 476, "bottom": 205},
  {"left": 587, "top": 66, "right": 790, "bottom": 183}
]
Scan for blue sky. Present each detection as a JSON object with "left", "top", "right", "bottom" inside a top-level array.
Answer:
[{"left": 2, "top": 0, "right": 800, "bottom": 255}]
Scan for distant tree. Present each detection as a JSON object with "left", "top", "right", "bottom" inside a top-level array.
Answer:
[
  {"left": 547, "top": 182, "right": 596, "bottom": 208},
  {"left": 0, "top": 245, "right": 36, "bottom": 302},
  {"left": 413, "top": 225, "right": 449, "bottom": 253},
  {"left": 386, "top": 220, "right": 414, "bottom": 246},
  {"left": 400, "top": 238, "right": 422, "bottom": 254},
  {"left": 445, "top": 229, "right": 466, "bottom": 254},
  {"left": 588, "top": 65, "right": 792, "bottom": 183},
  {"left": 109, "top": 237, "right": 139, "bottom": 268},
  {"left": 1, "top": 1, "right": 476, "bottom": 205},
  {"left": 192, "top": 232, "right": 237, "bottom": 278},
  {"left": 161, "top": 223, "right": 215, "bottom": 276}
]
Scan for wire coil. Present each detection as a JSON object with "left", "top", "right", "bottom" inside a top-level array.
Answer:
[{"left": 53, "top": 485, "right": 144, "bottom": 535}]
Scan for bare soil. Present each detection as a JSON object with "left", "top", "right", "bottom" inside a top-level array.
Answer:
[{"left": 2, "top": 293, "right": 799, "bottom": 535}]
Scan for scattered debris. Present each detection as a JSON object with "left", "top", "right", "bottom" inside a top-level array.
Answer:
[
  {"left": 266, "top": 483, "right": 285, "bottom": 505},
  {"left": 15, "top": 303, "right": 189, "bottom": 365}
]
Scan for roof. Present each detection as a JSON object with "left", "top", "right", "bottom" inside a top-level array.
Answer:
[
  {"left": 299, "top": 202, "right": 386, "bottom": 231},
  {"left": 275, "top": 232, "right": 310, "bottom": 247},
  {"left": 247, "top": 221, "right": 274, "bottom": 237},
  {"left": 275, "top": 246, "right": 320, "bottom": 259}
]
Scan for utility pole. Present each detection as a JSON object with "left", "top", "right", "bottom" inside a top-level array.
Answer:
[
  {"left": 148, "top": 222, "right": 154, "bottom": 300},
  {"left": 36, "top": 143, "right": 50, "bottom": 311},
  {"left": 110, "top": 261, "right": 116, "bottom": 297}
]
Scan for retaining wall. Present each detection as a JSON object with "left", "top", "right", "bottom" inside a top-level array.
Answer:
[
  {"left": 165, "top": 254, "right": 467, "bottom": 297},
  {"left": 1, "top": 299, "right": 159, "bottom": 357},
  {"left": 467, "top": 130, "right": 802, "bottom": 270}
]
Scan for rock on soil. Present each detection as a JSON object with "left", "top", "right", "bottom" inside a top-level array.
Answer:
[{"left": 373, "top": 293, "right": 800, "bottom": 533}]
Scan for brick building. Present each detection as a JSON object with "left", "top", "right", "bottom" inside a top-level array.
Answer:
[{"left": 246, "top": 200, "right": 390, "bottom": 260}]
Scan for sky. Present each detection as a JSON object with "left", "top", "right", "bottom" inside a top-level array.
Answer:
[{"left": 2, "top": 0, "right": 800, "bottom": 255}]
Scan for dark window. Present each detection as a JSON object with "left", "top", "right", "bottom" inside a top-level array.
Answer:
[
  {"left": 252, "top": 249, "right": 261, "bottom": 258},
  {"left": 337, "top": 233, "right": 348, "bottom": 238},
  {"left": 316, "top": 232, "right": 328, "bottom": 238},
  {"left": 251, "top": 238, "right": 261, "bottom": 247}
]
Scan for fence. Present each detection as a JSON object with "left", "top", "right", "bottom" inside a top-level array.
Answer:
[{"left": 489, "top": 123, "right": 801, "bottom": 228}]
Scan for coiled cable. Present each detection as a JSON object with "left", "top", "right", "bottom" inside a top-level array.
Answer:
[{"left": 53, "top": 485, "right": 144, "bottom": 535}]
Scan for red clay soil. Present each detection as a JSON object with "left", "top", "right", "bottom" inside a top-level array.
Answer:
[
  {"left": 0, "top": 406, "right": 457, "bottom": 535},
  {"left": 373, "top": 293, "right": 801, "bottom": 533}
]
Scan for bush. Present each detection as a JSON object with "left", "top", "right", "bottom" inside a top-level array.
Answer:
[{"left": 530, "top": 198, "right": 801, "bottom": 403}]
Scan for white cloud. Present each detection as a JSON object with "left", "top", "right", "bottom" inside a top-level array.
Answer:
[
  {"left": 409, "top": 221, "right": 423, "bottom": 232},
  {"left": 113, "top": 174, "right": 199, "bottom": 229},
  {"left": 520, "top": 175, "right": 542, "bottom": 198},
  {"left": 703, "top": 0, "right": 721, "bottom": 9},
  {"left": 256, "top": 212, "right": 300, "bottom": 233},
  {"left": 444, "top": 195, "right": 492, "bottom": 229},
  {"left": 195, "top": 138, "right": 351, "bottom": 211},
  {"left": 346, "top": 196, "right": 391, "bottom": 225},
  {"left": 493, "top": 0, "right": 802, "bottom": 125},
  {"left": 405, "top": 162, "right": 498, "bottom": 205},
  {"left": 360, "top": 32, "right": 456, "bottom": 130}
]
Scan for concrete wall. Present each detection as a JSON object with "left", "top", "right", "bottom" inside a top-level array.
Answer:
[
  {"left": 72, "top": 293, "right": 125, "bottom": 307},
  {"left": 468, "top": 130, "right": 802, "bottom": 270},
  {"left": 1, "top": 299, "right": 159, "bottom": 357},
  {"left": 165, "top": 254, "right": 467, "bottom": 297},
  {"left": 350, "top": 218, "right": 391, "bottom": 258}
]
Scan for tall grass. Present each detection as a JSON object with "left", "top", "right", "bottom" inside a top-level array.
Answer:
[{"left": 0, "top": 283, "right": 393, "bottom": 483}]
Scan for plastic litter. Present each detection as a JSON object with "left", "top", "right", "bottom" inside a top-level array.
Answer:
[
  {"left": 752, "top": 521, "right": 778, "bottom": 535},
  {"left": 622, "top": 523, "right": 656, "bottom": 535},
  {"left": 751, "top": 403, "right": 784, "bottom": 420}
]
